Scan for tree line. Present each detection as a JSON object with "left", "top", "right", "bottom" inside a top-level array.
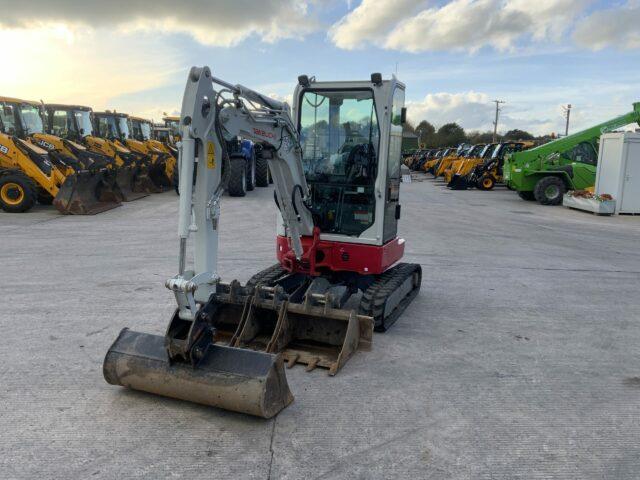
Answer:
[{"left": 406, "top": 120, "right": 555, "bottom": 148}]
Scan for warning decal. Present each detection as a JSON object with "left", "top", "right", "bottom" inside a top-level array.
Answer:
[{"left": 207, "top": 142, "right": 215, "bottom": 169}]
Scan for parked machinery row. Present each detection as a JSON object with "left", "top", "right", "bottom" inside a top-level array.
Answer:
[
  {"left": 0, "top": 98, "right": 272, "bottom": 213},
  {"left": 404, "top": 142, "right": 531, "bottom": 191},
  {"left": 404, "top": 102, "right": 640, "bottom": 206},
  {"left": 0, "top": 97, "right": 177, "bottom": 213}
]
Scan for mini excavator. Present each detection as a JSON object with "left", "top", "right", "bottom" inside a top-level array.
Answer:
[{"left": 103, "top": 67, "right": 422, "bottom": 418}]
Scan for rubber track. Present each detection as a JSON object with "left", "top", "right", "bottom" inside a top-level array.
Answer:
[
  {"left": 246, "top": 263, "right": 288, "bottom": 289},
  {"left": 358, "top": 263, "right": 422, "bottom": 332}
]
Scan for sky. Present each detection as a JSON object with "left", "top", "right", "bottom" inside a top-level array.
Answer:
[{"left": 0, "top": 0, "right": 638, "bottom": 136}]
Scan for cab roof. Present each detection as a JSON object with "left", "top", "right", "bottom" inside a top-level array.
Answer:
[
  {"left": 129, "top": 116, "right": 152, "bottom": 123},
  {"left": 45, "top": 103, "right": 93, "bottom": 111},
  {"left": 0, "top": 96, "right": 41, "bottom": 107},
  {"left": 94, "top": 111, "right": 129, "bottom": 118}
]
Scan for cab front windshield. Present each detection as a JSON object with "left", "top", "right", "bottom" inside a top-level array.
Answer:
[
  {"left": 140, "top": 122, "right": 151, "bottom": 140},
  {"left": 164, "top": 119, "right": 179, "bottom": 134},
  {"left": 74, "top": 110, "right": 93, "bottom": 137},
  {"left": 131, "top": 120, "right": 152, "bottom": 141},
  {"left": 479, "top": 144, "right": 492, "bottom": 158},
  {"left": 20, "top": 104, "right": 44, "bottom": 135},
  {"left": 114, "top": 117, "right": 130, "bottom": 139},
  {"left": 299, "top": 89, "right": 379, "bottom": 236}
]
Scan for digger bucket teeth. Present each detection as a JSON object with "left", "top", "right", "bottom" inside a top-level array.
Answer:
[
  {"left": 204, "top": 282, "right": 374, "bottom": 376},
  {"left": 103, "top": 328, "right": 293, "bottom": 418},
  {"left": 115, "top": 167, "right": 151, "bottom": 201},
  {"left": 52, "top": 170, "right": 122, "bottom": 215}
]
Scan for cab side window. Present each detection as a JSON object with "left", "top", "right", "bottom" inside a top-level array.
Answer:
[
  {"left": 51, "top": 110, "right": 69, "bottom": 137},
  {"left": 0, "top": 104, "right": 17, "bottom": 135},
  {"left": 567, "top": 142, "right": 597, "bottom": 165}
]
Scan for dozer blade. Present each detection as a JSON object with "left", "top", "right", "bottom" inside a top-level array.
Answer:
[
  {"left": 103, "top": 328, "right": 293, "bottom": 418},
  {"left": 53, "top": 170, "right": 122, "bottom": 215},
  {"left": 115, "top": 167, "right": 150, "bottom": 201}
]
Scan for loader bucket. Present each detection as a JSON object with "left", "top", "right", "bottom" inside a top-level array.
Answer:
[
  {"left": 115, "top": 167, "right": 151, "bottom": 201},
  {"left": 147, "top": 155, "right": 173, "bottom": 190},
  {"left": 103, "top": 328, "right": 293, "bottom": 418},
  {"left": 207, "top": 283, "right": 374, "bottom": 376},
  {"left": 53, "top": 170, "right": 122, "bottom": 215},
  {"left": 447, "top": 174, "right": 470, "bottom": 190}
]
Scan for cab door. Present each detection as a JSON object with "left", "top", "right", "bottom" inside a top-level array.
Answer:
[{"left": 383, "top": 87, "right": 404, "bottom": 243}]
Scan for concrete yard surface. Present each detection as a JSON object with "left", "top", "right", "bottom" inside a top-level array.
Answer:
[{"left": 1, "top": 176, "right": 640, "bottom": 479}]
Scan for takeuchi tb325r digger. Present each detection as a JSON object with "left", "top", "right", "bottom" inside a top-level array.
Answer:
[{"left": 103, "top": 66, "right": 422, "bottom": 418}]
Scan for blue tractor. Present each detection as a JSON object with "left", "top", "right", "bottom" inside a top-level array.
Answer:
[{"left": 173, "top": 138, "right": 269, "bottom": 196}]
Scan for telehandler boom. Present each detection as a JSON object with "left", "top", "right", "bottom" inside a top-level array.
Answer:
[{"left": 103, "top": 66, "right": 421, "bottom": 418}]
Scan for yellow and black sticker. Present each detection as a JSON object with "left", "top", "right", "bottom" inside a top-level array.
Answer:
[{"left": 207, "top": 142, "right": 215, "bottom": 169}]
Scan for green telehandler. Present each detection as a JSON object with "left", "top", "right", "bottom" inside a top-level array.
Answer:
[{"left": 504, "top": 102, "right": 640, "bottom": 205}]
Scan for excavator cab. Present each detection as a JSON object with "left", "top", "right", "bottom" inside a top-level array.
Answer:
[{"left": 103, "top": 67, "right": 421, "bottom": 418}]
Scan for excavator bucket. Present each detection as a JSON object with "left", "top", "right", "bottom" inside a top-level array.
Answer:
[
  {"left": 102, "top": 278, "right": 372, "bottom": 417},
  {"left": 204, "top": 281, "right": 374, "bottom": 376},
  {"left": 115, "top": 166, "right": 151, "bottom": 201},
  {"left": 53, "top": 170, "right": 123, "bottom": 215},
  {"left": 103, "top": 328, "right": 293, "bottom": 418}
]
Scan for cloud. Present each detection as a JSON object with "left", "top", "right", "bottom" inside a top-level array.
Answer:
[
  {"left": 329, "top": 0, "right": 420, "bottom": 50},
  {"left": 0, "top": 25, "right": 180, "bottom": 109},
  {"left": 0, "top": 0, "right": 319, "bottom": 46},
  {"left": 405, "top": 91, "right": 572, "bottom": 136},
  {"left": 573, "top": 1, "right": 640, "bottom": 50},
  {"left": 406, "top": 91, "right": 495, "bottom": 130},
  {"left": 331, "top": 0, "right": 591, "bottom": 53}
]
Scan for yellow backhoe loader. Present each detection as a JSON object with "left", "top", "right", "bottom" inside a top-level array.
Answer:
[
  {"left": 93, "top": 111, "right": 169, "bottom": 191},
  {"left": 434, "top": 144, "right": 471, "bottom": 178},
  {"left": 451, "top": 141, "right": 532, "bottom": 190},
  {"left": 44, "top": 104, "right": 154, "bottom": 200},
  {"left": 129, "top": 116, "right": 176, "bottom": 186},
  {"left": 443, "top": 144, "right": 486, "bottom": 184},
  {"left": 0, "top": 97, "right": 121, "bottom": 214},
  {"left": 152, "top": 124, "right": 178, "bottom": 154},
  {"left": 447, "top": 143, "right": 497, "bottom": 188},
  {"left": 163, "top": 115, "right": 181, "bottom": 141},
  {"left": 422, "top": 148, "right": 448, "bottom": 173}
]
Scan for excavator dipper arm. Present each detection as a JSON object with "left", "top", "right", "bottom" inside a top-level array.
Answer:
[
  {"left": 103, "top": 66, "right": 323, "bottom": 418},
  {"left": 169, "top": 67, "right": 314, "bottom": 323}
]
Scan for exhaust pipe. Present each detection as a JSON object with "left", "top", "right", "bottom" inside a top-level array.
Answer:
[{"left": 103, "top": 328, "right": 293, "bottom": 418}]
